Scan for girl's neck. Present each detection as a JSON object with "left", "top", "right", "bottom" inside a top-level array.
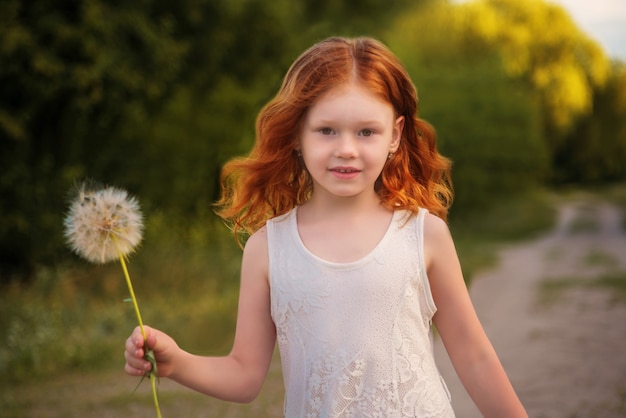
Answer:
[
  {"left": 295, "top": 191, "right": 395, "bottom": 264},
  {"left": 298, "top": 190, "right": 390, "bottom": 222}
]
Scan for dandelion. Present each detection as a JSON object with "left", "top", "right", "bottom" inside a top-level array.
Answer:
[
  {"left": 64, "top": 181, "right": 143, "bottom": 264},
  {"left": 64, "top": 180, "right": 162, "bottom": 418}
]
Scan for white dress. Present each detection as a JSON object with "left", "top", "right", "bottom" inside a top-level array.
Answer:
[{"left": 266, "top": 208, "right": 455, "bottom": 418}]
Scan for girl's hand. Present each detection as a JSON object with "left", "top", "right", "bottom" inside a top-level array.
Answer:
[{"left": 124, "top": 325, "right": 178, "bottom": 378}]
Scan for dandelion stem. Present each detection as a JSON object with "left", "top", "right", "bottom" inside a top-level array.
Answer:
[
  {"left": 151, "top": 374, "right": 161, "bottom": 417},
  {"left": 117, "top": 247, "right": 162, "bottom": 418},
  {"left": 118, "top": 251, "right": 147, "bottom": 340}
]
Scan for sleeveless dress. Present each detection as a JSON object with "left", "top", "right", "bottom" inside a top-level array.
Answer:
[{"left": 266, "top": 208, "right": 455, "bottom": 418}]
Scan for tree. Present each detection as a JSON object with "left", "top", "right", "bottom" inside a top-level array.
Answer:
[
  {"left": 387, "top": 1, "right": 548, "bottom": 213},
  {"left": 0, "top": 0, "right": 187, "bottom": 280},
  {"left": 553, "top": 62, "right": 626, "bottom": 182},
  {"left": 453, "top": 0, "right": 610, "bottom": 134}
]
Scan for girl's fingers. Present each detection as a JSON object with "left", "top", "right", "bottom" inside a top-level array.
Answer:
[
  {"left": 125, "top": 335, "right": 143, "bottom": 356},
  {"left": 124, "top": 325, "right": 162, "bottom": 377},
  {"left": 125, "top": 360, "right": 150, "bottom": 376},
  {"left": 124, "top": 346, "right": 152, "bottom": 373},
  {"left": 124, "top": 328, "right": 152, "bottom": 374},
  {"left": 124, "top": 343, "right": 141, "bottom": 365}
]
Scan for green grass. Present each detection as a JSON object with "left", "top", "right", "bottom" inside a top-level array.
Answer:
[
  {"left": 538, "top": 205, "right": 626, "bottom": 306},
  {"left": 1, "top": 353, "right": 286, "bottom": 418},
  {"left": 567, "top": 182, "right": 626, "bottom": 230},
  {"left": 0, "top": 215, "right": 243, "bottom": 383},
  {"left": 584, "top": 250, "right": 621, "bottom": 270},
  {"left": 539, "top": 272, "right": 626, "bottom": 306}
]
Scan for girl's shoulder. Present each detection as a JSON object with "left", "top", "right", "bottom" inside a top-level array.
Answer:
[
  {"left": 398, "top": 208, "right": 448, "bottom": 234},
  {"left": 421, "top": 210, "right": 457, "bottom": 271},
  {"left": 422, "top": 211, "right": 453, "bottom": 247},
  {"left": 243, "top": 225, "right": 269, "bottom": 258},
  {"left": 422, "top": 210, "right": 448, "bottom": 229}
]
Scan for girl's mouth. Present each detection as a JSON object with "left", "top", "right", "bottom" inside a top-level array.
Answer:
[{"left": 330, "top": 167, "right": 361, "bottom": 178}]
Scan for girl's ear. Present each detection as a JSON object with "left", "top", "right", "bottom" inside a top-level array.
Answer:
[
  {"left": 293, "top": 139, "right": 303, "bottom": 157},
  {"left": 390, "top": 115, "right": 404, "bottom": 153}
]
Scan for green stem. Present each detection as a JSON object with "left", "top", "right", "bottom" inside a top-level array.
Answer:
[
  {"left": 118, "top": 249, "right": 162, "bottom": 418},
  {"left": 151, "top": 374, "right": 162, "bottom": 417},
  {"left": 118, "top": 252, "right": 146, "bottom": 340}
]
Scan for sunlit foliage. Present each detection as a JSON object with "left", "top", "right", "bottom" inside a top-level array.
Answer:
[
  {"left": 454, "top": 0, "right": 610, "bottom": 131},
  {"left": 389, "top": 0, "right": 625, "bottom": 186}
]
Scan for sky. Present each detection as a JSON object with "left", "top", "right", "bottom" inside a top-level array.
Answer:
[{"left": 551, "top": 0, "right": 626, "bottom": 60}]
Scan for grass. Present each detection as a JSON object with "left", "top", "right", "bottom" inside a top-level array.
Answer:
[
  {"left": 535, "top": 183, "right": 626, "bottom": 307},
  {"left": 565, "top": 182, "right": 626, "bottom": 230},
  {"left": 0, "top": 352, "right": 286, "bottom": 418},
  {"left": 584, "top": 250, "right": 621, "bottom": 270},
  {"left": 538, "top": 272, "right": 626, "bottom": 306}
]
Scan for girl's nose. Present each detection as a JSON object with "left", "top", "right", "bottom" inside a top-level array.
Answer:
[{"left": 335, "top": 135, "right": 358, "bottom": 158}]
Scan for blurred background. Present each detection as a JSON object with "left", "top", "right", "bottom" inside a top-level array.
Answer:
[{"left": 1, "top": 0, "right": 625, "bottom": 416}]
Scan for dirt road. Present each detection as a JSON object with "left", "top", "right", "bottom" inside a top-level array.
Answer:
[{"left": 434, "top": 196, "right": 626, "bottom": 417}]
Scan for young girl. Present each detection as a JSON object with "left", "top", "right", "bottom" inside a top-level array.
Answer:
[{"left": 125, "top": 37, "right": 527, "bottom": 417}]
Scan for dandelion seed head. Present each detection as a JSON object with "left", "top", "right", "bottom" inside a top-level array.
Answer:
[{"left": 64, "top": 181, "right": 144, "bottom": 264}]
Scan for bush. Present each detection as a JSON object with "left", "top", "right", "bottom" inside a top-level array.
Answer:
[{"left": 409, "top": 57, "right": 548, "bottom": 215}]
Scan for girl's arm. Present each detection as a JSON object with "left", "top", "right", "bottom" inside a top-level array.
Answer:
[
  {"left": 424, "top": 214, "right": 528, "bottom": 418},
  {"left": 124, "top": 227, "right": 276, "bottom": 403}
]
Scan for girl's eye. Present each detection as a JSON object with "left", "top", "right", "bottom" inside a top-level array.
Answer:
[
  {"left": 319, "top": 127, "right": 334, "bottom": 135},
  {"left": 360, "top": 129, "right": 374, "bottom": 137}
]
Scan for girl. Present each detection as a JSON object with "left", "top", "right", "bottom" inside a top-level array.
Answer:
[{"left": 125, "top": 37, "right": 527, "bottom": 417}]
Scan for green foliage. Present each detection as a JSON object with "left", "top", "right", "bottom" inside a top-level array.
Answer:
[
  {"left": 417, "top": 60, "right": 548, "bottom": 213},
  {"left": 439, "top": 0, "right": 626, "bottom": 185},
  {"left": 0, "top": 267, "right": 136, "bottom": 382},
  {"left": 388, "top": 4, "right": 549, "bottom": 214},
  {"left": 452, "top": 0, "right": 610, "bottom": 132},
  {"left": 553, "top": 62, "right": 626, "bottom": 183},
  {"left": 0, "top": 0, "right": 187, "bottom": 279}
]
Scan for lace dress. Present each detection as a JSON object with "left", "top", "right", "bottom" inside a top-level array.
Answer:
[{"left": 266, "top": 208, "right": 455, "bottom": 418}]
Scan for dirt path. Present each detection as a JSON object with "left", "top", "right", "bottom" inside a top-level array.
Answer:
[{"left": 434, "top": 195, "right": 626, "bottom": 417}]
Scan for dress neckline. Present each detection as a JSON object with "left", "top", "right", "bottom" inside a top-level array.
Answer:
[{"left": 288, "top": 208, "right": 401, "bottom": 269}]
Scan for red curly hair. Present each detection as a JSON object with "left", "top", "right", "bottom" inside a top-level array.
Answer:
[{"left": 216, "top": 37, "right": 453, "bottom": 243}]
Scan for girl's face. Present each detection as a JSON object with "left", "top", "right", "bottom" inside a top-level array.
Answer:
[{"left": 298, "top": 82, "right": 404, "bottom": 202}]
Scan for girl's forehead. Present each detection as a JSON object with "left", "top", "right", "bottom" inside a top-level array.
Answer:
[
  {"left": 313, "top": 81, "right": 390, "bottom": 108},
  {"left": 305, "top": 83, "right": 396, "bottom": 124}
]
